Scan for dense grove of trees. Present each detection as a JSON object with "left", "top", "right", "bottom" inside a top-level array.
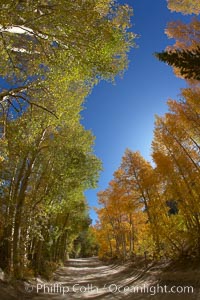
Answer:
[
  {"left": 0, "top": 0, "right": 134, "bottom": 278},
  {"left": 95, "top": 88, "right": 200, "bottom": 260},
  {"left": 95, "top": 2, "right": 200, "bottom": 261},
  {"left": 1, "top": 0, "right": 199, "bottom": 279}
]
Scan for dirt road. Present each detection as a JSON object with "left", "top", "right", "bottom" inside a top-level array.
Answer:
[{"left": 0, "top": 257, "right": 199, "bottom": 299}]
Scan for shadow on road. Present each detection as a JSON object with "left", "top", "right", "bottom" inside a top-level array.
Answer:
[{"left": 0, "top": 257, "right": 199, "bottom": 299}]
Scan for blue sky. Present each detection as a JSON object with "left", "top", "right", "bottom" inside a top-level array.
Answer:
[{"left": 81, "top": 0, "right": 191, "bottom": 223}]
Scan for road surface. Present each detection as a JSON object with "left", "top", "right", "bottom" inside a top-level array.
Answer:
[{"left": 0, "top": 257, "right": 199, "bottom": 299}]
